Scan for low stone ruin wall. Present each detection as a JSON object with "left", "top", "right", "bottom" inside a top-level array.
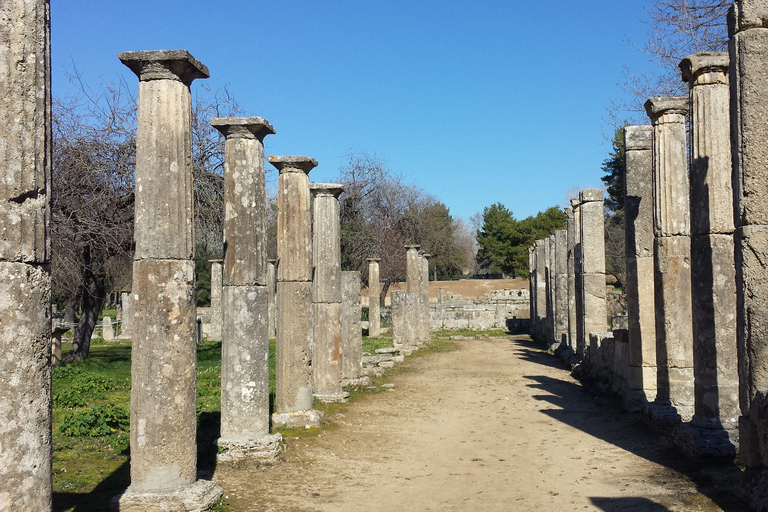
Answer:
[
  {"left": 429, "top": 288, "right": 530, "bottom": 331},
  {"left": 362, "top": 346, "right": 413, "bottom": 376}
]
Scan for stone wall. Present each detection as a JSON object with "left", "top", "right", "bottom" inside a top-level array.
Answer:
[{"left": 429, "top": 288, "right": 530, "bottom": 331}]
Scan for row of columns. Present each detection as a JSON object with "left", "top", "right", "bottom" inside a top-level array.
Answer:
[{"left": 529, "top": 189, "right": 607, "bottom": 359}]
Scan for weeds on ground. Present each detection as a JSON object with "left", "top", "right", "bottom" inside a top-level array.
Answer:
[{"left": 432, "top": 327, "right": 510, "bottom": 338}]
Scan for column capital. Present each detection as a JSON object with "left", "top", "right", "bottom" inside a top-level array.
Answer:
[
  {"left": 565, "top": 206, "right": 574, "bottom": 218},
  {"left": 731, "top": 0, "right": 768, "bottom": 34},
  {"left": 309, "top": 183, "right": 344, "bottom": 198},
  {"left": 579, "top": 189, "right": 603, "bottom": 203},
  {"left": 404, "top": 244, "right": 421, "bottom": 251},
  {"left": 569, "top": 197, "right": 581, "bottom": 208},
  {"left": 367, "top": 257, "right": 380, "bottom": 263},
  {"left": 119, "top": 50, "right": 209, "bottom": 86},
  {"left": 422, "top": 253, "right": 431, "bottom": 259},
  {"left": 268, "top": 259, "right": 277, "bottom": 264},
  {"left": 208, "top": 259, "right": 223, "bottom": 263},
  {"left": 644, "top": 96, "right": 688, "bottom": 123},
  {"left": 624, "top": 125, "right": 653, "bottom": 151},
  {"left": 269, "top": 156, "right": 317, "bottom": 174},
  {"left": 210, "top": 117, "right": 275, "bottom": 141},
  {"left": 680, "top": 52, "right": 729, "bottom": 87}
]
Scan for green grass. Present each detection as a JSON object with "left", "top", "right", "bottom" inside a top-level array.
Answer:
[
  {"left": 432, "top": 327, "right": 510, "bottom": 338},
  {"left": 362, "top": 335, "right": 394, "bottom": 354}
]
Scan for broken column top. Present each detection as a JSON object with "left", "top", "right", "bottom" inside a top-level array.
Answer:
[
  {"left": 570, "top": 197, "right": 580, "bottom": 208},
  {"left": 309, "top": 183, "right": 344, "bottom": 198},
  {"left": 644, "top": 96, "right": 689, "bottom": 121},
  {"left": 210, "top": 116, "right": 275, "bottom": 140},
  {"left": 579, "top": 189, "right": 603, "bottom": 203},
  {"left": 118, "top": 50, "right": 209, "bottom": 85},
  {"left": 268, "top": 156, "right": 317, "bottom": 174},
  {"left": 680, "top": 52, "right": 729, "bottom": 86},
  {"left": 624, "top": 125, "right": 653, "bottom": 150}
]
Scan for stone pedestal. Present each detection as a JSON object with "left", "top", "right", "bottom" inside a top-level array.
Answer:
[
  {"left": 270, "top": 156, "right": 324, "bottom": 427},
  {"left": 0, "top": 2, "right": 52, "bottom": 508},
  {"left": 211, "top": 117, "right": 281, "bottom": 461},
  {"left": 730, "top": 2, "right": 768, "bottom": 489},
  {"left": 679, "top": 53, "right": 739, "bottom": 455},
  {"left": 579, "top": 189, "right": 607, "bottom": 344},
  {"left": 209, "top": 260, "right": 223, "bottom": 341},
  {"left": 341, "top": 271, "right": 365, "bottom": 385},
  {"left": 645, "top": 95, "right": 694, "bottom": 422},
  {"left": 367, "top": 258, "right": 381, "bottom": 337},
  {"left": 624, "top": 125, "right": 657, "bottom": 408},
  {"left": 117, "top": 49, "right": 222, "bottom": 510},
  {"left": 311, "top": 183, "right": 348, "bottom": 403},
  {"left": 119, "top": 291, "right": 132, "bottom": 339}
]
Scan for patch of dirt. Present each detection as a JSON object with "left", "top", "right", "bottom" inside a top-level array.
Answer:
[{"left": 213, "top": 337, "right": 745, "bottom": 511}]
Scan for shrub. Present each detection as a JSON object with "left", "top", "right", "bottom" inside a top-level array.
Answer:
[{"left": 59, "top": 404, "right": 130, "bottom": 438}]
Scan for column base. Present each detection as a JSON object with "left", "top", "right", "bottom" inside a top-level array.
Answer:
[
  {"left": 271, "top": 409, "right": 326, "bottom": 428},
  {"left": 671, "top": 422, "right": 738, "bottom": 459},
  {"left": 313, "top": 391, "right": 350, "bottom": 403},
  {"left": 342, "top": 376, "right": 371, "bottom": 388},
  {"left": 111, "top": 479, "right": 222, "bottom": 512},
  {"left": 622, "top": 389, "right": 650, "bottom": 413},
  {"left": 215, "top": 433, "right": 283, "bottom": 462},
  {"left": 645, "top": 402, "right": 682, "bottom": 431}
]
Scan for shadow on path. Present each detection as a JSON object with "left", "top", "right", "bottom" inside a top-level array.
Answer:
[{"left": 509, "top": 336, "right": 747, "bottom": 512}]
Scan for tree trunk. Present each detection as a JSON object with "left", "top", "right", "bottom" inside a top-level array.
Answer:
[
  {"left": 63, "top": 248, "right": 107, "bottom": 364},
  {"left": 379, "top": 281, "right": 391, "bottom": 308},
  {"left": 63, "top": 290, "right": 80, "bottom": 326}
]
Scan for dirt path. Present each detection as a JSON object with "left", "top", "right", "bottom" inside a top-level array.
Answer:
[{"left": 213, "top": 336, "right": 745, "bottom": 511}]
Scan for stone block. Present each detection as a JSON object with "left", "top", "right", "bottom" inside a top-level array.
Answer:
[{"left": 734, "top": 0, "right": 768, "bottom": 31}]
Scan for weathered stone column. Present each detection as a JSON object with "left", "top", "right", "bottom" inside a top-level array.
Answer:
[
  {"left": 209, "top": 259, "right": 223, "bottom": 340},
  {"left": 391, "top": 290, "right": 407, "bottom": 348},
  {"left": 419, "top": 252, "right": 431, "bottom": 341},
  {"left": 579, "top": 189, "right": 607, "bottom": 345},
  {"left": 0, "top": 1, "right": 52, "bottom": 508},
  {"left": 571, "top": 198, "right": 586, "bottom": 357},
  {"left": 566, "top": 207, "right": 577, "bottom": 355},
  {"left": 117, "top": 50, "right": 222, "bottom": 508},
  {"left": 405, "top": 245, "right": 421, "bottom": 348},
  {"left": 545, "top": 235, "right": 556, "bottom": 346},
  {"left": 534, "top": 239, "right": 547, "bottom": 339},
  {"left": 554, "top": 229, "right": 569, "bottom": 351},
  {"left": 267, "top": 259, "right": 277, "bottom": 339},
  {"left": 119, "top": 291, "right": 132, "bottom": 339},
  {"left": 341, "top": 271, "right": 365, "bottom": 386},
  {"left": 529, "top": 246, "right": 537, "bottom": 334},
  {"left": 270, "top": 156, "right": 324, "bottom": 427},
  {"left": 367, "top": 257, "right": 381, "bottom": 337},
  {"left": 729, "top": 1, "right": 768, "bottom": 483},
  {"left": 623, "top": 125, "right": 657, "bottom": 409},
  {"left": 678, "top": 52, "right": 739, "bottom": 454},
  {"left": 645, "top": 95, "right": 694, "bottom": 422},
  {"left": 210, "top": 116, "right": 281, "bottom": 461},
  {"left": 311, "top": 183, "right": 349, "bottom": 403}
]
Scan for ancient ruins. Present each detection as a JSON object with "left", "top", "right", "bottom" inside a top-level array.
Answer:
[{"left": 6, "top": 1, "right": 768, "bottom": 511}]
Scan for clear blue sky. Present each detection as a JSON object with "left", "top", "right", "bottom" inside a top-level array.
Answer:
[{"left": 52, "top": 1, "right": 660, "bottom": 222}]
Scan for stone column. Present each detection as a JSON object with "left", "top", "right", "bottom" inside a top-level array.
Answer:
[
  {"left": 311, "top": 183, "right": 348, "bottom": 403},
  {"left": 210, "top": 116, "right": 281, "bottom": 461},
  {"left": 405, "top": 245, "right": 421, "bottom": 348},
  {"left": 554, "top": 229, "right": 569, "bottom": 351},
  {"left": 579, "top": 189, "right": 607, "bottom": 344},
  {"left": 367, "top": 257, "right": 381, "bottom": 337},
  {"left": 119, "top": 291, "right": 132, "bottom": 339},
  {"left": 341, "top": 271, "right": 364, "bottom": 385},
  {"left": 566, "top": 207, "right": 577, "bottom": 355},
  {"left": 270, "top": 156, "right": 324, "bottom": 427},
  {"left": 645, "top": 95, "right": 694, "bottom": 422},
  {"left": 534, "top": 239, "right": 547, "bottom": 339},
  {"left": 0, "top": 1, "right": 52, "bottom": 508},
  {"left": 529, "top": 246, "right": 536, "bottom": 333},
  {"left": 419, "top": 253, "right": 431, "bottom": 341},
  {"left": 102, "top": 316, "right": 114, "bottom": 341},
  {"left": 117, "top": 50, "right": 221, "bottom": 508},
  {"left": 391, "top": 290, "right": 407, "bottom": 348},
  {"left": 571, "top": 198, "right": 585, "bottom": 357},
  {"left": 623, "top": 125, "right": 657, "bottom": 409},
  {"left": 729, "top": 1, "right": 768, "bottom": 479},
  {"left": 545, "top": 235, "right": 555, "bottom": 346},
  {"left": 267, "top": 259, "right": 277, "bottom": 339},
  {"left": 679, "top": 53, "right": 739, "bottom": 454},
  {"left": 209, "top": 259, "right": 223, "bottom": 340}
]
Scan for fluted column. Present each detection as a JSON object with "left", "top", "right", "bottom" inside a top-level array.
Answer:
[
  {"left": 0, "top": 1, "right": 52, "bottom": 509},
  {"left": 729, "top": 1, "right": 768, "bottom": 481},
  {"left": 117, "top": 49, "right": 222, "bottom": 508},
  {"left": 645, "top": 95, "right": 694, "bottom": 422},
  {"left": 270, "top": 156, "right": 324, "bottom": 427},
  {"left": 679, "top": 52, "right": 739, "bottom": 454},
  {"left": 623, "top": 125, "right": 657, "bottom": 408},
  {"left": 311, "top": 183, "right": 348, "bottom": 403},
  {"left": 367, "top": 257, "right": 381, "bottom": 337},
  {"left": 211, "top": 116, "right": 281, "bottom": 460}
]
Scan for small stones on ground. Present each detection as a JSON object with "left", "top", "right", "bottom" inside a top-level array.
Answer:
[{"left": 381, "top": 383, "right": 395, "bottom": 388}]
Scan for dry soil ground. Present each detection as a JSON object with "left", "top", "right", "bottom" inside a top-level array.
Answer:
[{"left": 213, "top": 336, "right": 747, "bottom": 512}]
